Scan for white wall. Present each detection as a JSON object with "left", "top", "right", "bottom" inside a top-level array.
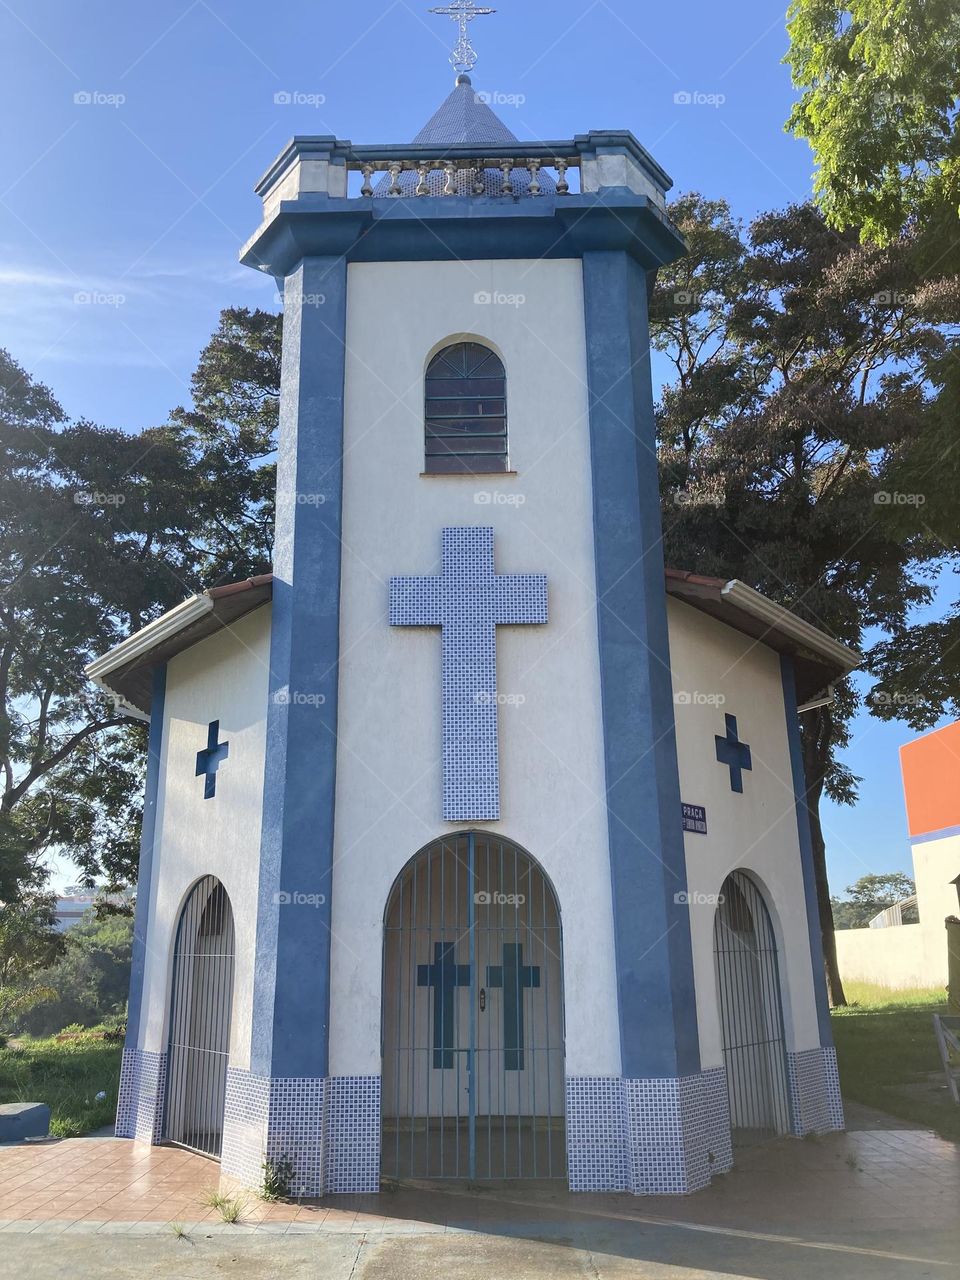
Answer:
[
  {"left": 835, "top": 924, "right": 940, "bottom": 989},
  {"left": 667, "top": 598, "right": 822, "bottom": 1067},
  {"left": 330, "top": 258, "right": 620, "bottom": 1079},
  {"left": 138, "top": 606, "right": 270, "bottom": 1068},
  {"left": 834, "top": 833, "right": 960, "bottom": 990}
]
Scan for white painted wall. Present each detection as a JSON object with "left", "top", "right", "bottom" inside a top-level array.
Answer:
[
  {"left": 835, "top": 924, "right": 937, "bottom": 989},
  {"left": 667, "top": 598, "right": 822, "bottom": 1067},
  {"left": 834, "top": 833, "right": 959, "bottom": 990},
  {"left": 138, "top": 606, "right": 270, "bottom": 1069},
  {"left": 330, "top": 258, "right": 620, "bottom": 1079}
]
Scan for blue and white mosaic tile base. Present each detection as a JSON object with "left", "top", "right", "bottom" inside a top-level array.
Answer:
[
  {"left": 566, "top": 1076, "right": 626, "bottom": 1191},
  {"left": 324, "top": 1076, "right": 381, "bottom": 1193},
  {"left": 115, "top": 1047, "right": 165, "bottom": 1144},
  {"left": 787, "top": 1046, "right": 844, "bottom": 1136},
  {"left": 220, "top": 1071, "right": 380, "bottom": 1196},
  {"left": 566, "top": 1070, "right": 731, "bottom": 1195},
  {"left": 390, "top": 527, "right": 547, "bottom": 822}
]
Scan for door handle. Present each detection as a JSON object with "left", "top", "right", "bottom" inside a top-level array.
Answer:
[{"left": 479, "top": 987, "right": 486, "bottom": 1012}]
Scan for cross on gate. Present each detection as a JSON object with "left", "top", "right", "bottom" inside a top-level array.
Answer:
[
  {"left": 418, "top": 941, "right": 471, "bottom": 1069},
  {"left": 390, "top": 527, "right": 547, "bottom": 822},
  {"left": 487, "top": 942, "right": 540, "bottom": 1071},
  {"left": 195, "top": 719, "right": 229, "bottom": 799},
  {"left": 715, "top": 713, "right": 752, "bottom": 793}
]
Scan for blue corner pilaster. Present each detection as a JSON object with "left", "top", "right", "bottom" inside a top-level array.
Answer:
[
  {"left": 780, "top": 655, "right": 833, "bottom": 1046},
  {"left": 250, "top": 256, "right": 347, "bottom": 1079},
  {"left": 125, "top": 664, "right": 167, "bottom": 1051},
  {"left": 582, "top": 250, "right": 700, "bottom": 1078}
]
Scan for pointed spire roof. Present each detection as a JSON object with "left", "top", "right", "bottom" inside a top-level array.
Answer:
[
  {"left": 412, "top": 73, "right": 518, "bottom": 146},
  {"left": 374, "top": 72, "right": 555, "bottom": 197}
]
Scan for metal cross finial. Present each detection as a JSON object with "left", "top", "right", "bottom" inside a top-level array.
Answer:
[{"left": 428, "top": 0, "right": 496, "bottom": 74}]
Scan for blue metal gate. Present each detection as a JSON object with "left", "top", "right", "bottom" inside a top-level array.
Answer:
[{"left": 382, "top": 833, "right": 565, "bottom": 1179}]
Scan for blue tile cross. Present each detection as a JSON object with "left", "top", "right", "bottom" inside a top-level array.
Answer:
[
  {"left": 196, "top": 719, "right": 229, "bottom": 799},
  {"left": 418, "top": 941, "right": 471, "bottom": 1069},
  {"left": 715, "top": 713, "right": 752, "bottom": 793},
  {"left": 390, "top": 527, "right": 547, "bottom": 821},
  {"left": 487, "top": 943, "right": 540, "bottom": 1071}
]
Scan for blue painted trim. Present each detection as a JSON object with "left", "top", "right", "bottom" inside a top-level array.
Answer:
[
  {"left": 241, "top": 194, "right": 686, "bottom": 281},
  {"left": 910, "top": 824, "right": 960, "bottom": 845},
  {"left": 124, "top": 664, "right": 166, "bottom": 1051},
  {"left": 780, "top": 655, "right": 833, "bottom": 1047},
  {"left": 250, "top": 256, "right": 348, "bottom": 1079},
  {"left": 582, "top": 250, "right": 700, "bottom": 1078}
]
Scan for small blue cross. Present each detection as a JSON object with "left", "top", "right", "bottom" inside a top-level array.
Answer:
[
  {"left": 195, "top": 719, "right": 229, "bottom": 799},
  {"left": 390, "top": 527, "right": 547, "bottom": 822},
  {"left": 418, "top": 941, "right": 471, "bottom": 1069},
  {"left": 487, "top": 943, "right": 540, "bottom": 1071},
  {"left": 715, "top": 713, "right": 752, "bottom": 793}
]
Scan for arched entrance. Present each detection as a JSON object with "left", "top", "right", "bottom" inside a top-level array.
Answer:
[
  {"left": 713, "top": 870, "right": 790, "bottom": 1141},
  {"left": 163, "top": 876, "right": 235, "bottom": 1157},
  {"left": 382, "top": 833, "right": 565, "bottom": 1180}
]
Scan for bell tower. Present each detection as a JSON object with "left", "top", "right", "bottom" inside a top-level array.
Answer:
[{"left": 232, "top": 23, "right": 726, "bottom": 1196}]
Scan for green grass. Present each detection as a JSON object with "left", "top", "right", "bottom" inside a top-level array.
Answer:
[
  {"left": 832, "top": 982, "right": 959, "bottom": 1143},
  {"left": 0, "top": 1033, "right": 121, "bottom": 1137}
]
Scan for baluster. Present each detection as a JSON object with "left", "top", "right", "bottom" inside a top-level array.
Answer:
[
  {"left": 388, "top": 161, "right": 402, "bottom": 196},
  {"left": 527, "top": 161, "right": 541, "bottom": 197},
  {"left": 554, "top": 159, "right": 569, "bottom": 195},
  {"left": 415, "top": 162, "right": 431, "bottom": 196},
  {"left": 360, "top": 163, "right": 375, "bottom": 197},
  {"left": 443, "top": 161, "right": 457, "bottom": 196},
  {"left": 473, "top": 163, "right": 486, "bottom": 195},
  {"left": 499, "top": 160, "right": 514, "bottom": 196}
]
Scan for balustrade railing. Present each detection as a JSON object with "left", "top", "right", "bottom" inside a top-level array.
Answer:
[{"left": 346, "top": 153, "right": 580, "bottom": 197}]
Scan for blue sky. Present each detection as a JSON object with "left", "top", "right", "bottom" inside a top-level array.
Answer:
[{"left": 1, "top": 0, "right": 951, "bottom": 892}]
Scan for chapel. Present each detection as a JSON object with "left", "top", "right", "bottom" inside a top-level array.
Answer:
[{"left": 89, "top": 20, "right": 856, "bottom": 1196}]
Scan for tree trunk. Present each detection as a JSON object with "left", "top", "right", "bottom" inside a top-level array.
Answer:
[{"left": 801, "top": 709, "right": 847, "bottom": 1008}]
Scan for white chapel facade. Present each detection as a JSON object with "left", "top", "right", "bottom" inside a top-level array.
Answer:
[{"left": 89, "top": 65, "right": 854, "bottom": 1197}]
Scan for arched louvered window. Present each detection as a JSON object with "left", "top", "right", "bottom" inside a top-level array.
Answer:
[{"left": 424, "top": 342, "right": 508, "bottom": 474}]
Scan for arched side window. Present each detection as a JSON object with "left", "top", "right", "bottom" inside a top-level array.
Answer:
[{"left": 424, "top": 342, "right": 508, "bottom": 474}]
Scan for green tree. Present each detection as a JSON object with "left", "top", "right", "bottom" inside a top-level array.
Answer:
[
  {"left": 0, "top": 892, "right": 62, "bottom": 1034},
  {"left": 785, "top": 0, "right": 960, "bottom": 254},
  {"left": 785, "top": 1, "right": 960, "bottom": 725},
  {"left": 831, "top": 871, "right": 918, "bottom": 929},
  {"left": 652, "top": 193, "right": 958, "bottom": 1005},
  {"left": 0, "top": 339, "right": 274, "bottom": 896},
  {"left": 17, "top": 907, "right": 133, "bottom": 1036}
]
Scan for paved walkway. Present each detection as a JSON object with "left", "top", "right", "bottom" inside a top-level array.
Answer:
[{"left": 0, "top": 1124, "right": 958, "bottom": 1278}]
